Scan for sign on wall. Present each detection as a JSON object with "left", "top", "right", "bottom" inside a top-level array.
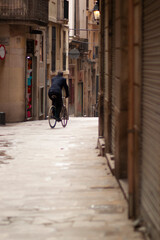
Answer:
[
  {"left": 69, "top": 48, "right": 80, "bottom": 59},
  {"left": 0, "top": 44, "right": 6, "bottom": 60}
]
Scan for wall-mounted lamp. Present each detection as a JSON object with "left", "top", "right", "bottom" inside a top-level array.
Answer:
[{"left": 93, "top": 1, "right": 100, "bottom": 21}]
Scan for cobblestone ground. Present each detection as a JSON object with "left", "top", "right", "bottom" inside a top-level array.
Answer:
[{"left": 0, "top": 118, "right": 145, "bottom": 240}]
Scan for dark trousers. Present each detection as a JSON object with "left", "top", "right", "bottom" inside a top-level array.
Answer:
[{"left": 48, "top": 91, "right": 62, "bottom": 118}]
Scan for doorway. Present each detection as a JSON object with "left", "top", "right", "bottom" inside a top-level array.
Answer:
[
  {"left": 77, "top": 82, "right": 83, "bottom": 116},
  {"left": 26, "top": 56, "right": 37, "bottom": 120}
]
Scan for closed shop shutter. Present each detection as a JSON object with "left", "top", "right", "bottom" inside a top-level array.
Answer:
[
  {"left": 141, "top": 1, "right": 160, "bottom": 239},
  {"left": 111, "top": 0, "right": 116, "bottom": 155}
]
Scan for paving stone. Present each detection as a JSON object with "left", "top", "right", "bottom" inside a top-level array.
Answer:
[{"left": 0, "top": 118, "right": 145, "bottom": 240}]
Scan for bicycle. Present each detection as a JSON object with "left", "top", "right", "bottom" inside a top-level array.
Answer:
[{"left": 48, "top": 96, "right": 68, "bottom": 128}]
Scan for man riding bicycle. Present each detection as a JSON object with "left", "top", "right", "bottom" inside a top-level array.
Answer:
[{"left": 48, "top": 71, "right": 69, "bottom": 121}]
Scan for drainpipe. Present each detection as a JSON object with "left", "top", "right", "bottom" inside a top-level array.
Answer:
[{"left": 128, "top": 0, "right": 134, "bottom": 218}]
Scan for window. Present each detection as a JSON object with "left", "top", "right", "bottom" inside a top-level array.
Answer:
[
  {"left": 93, "top": 32, "right": 96, "bottom": 59},
  {"left": 86, "top": 0, "right": 89, "bottom": 10},
  {"left": 86, "top": 16, "right": 88, "bottom": 38},
  {"left": 64, "top": 0, "right": 69, "bottom": 19},
  {"left": 95, "top": 46, "right": 99, "bottom": 58},
  {"left": 27, "top": 39, "right": 34, "bottom": 55},
  {"left": 63, "top": 31, "right": 66, "bottom": 70},
  {"left": 52, "top": 26, "right": 56, "bottom": 71}
]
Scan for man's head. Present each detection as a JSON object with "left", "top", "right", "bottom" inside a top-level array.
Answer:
[{"left": 58, "top": 71, "right": 63, "bottom": 77}]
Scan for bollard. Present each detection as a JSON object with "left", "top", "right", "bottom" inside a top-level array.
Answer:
[{"left": 0, "top": 112, "right": 5, "bottom": 125}]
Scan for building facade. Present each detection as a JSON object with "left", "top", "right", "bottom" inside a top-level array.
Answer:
[
  {"left": 0, "top": 0, "right": 48, "bottom": 122},
  {"left": 0, "top": 0, "right": 69, "bottom": 123},
  {"left": 47, "top": 0, "right": 69, "bottom": 113},
  {"left": 85, "top": 0, "right": 99, "bottom": 117},
  {"left": 69, "top": 0, "right": 99, "bottom": 117},
  {"left": 98, "top": 0, "right": 160, "bottom": 240}
]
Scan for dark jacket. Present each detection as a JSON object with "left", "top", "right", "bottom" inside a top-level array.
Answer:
[{"left": 49, "top": 75, "right": 69, "bottom": 98}]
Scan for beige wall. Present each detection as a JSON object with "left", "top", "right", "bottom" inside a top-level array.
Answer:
[
  {"left": 0, "top": 24, "right": 47, "bottom": 122},
  {"left": 0, "top": 25, "right": 26, "bottom": 122},
  {"left": 47, "top": 0, "right": 69, "bottom": 112}
]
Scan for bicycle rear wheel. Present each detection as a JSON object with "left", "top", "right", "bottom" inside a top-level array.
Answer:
[
  {"left": 48, "top": 106, "right": 56, "bottom": 128},
  {"left": 61, "top": 106, "right": 68, "bottom": 127}
]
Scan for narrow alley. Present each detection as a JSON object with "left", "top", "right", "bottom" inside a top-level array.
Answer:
[{"left": 0, "top": 118, "right": 144, "bottom": 240}]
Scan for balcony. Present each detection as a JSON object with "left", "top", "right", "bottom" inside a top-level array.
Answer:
[
  {"left": 79, "top": 40, "right": 88, "bottom": 53},
  {"left": 0, "top": 0, "right": 48, "bottom": 26}
]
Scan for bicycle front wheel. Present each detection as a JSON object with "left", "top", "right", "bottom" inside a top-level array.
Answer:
[
  {"left": 48, "top": 106, "right": 56, "bottom": 128},
  {"left": 61, "top": 106, "right": 68, "bottom": 127}
]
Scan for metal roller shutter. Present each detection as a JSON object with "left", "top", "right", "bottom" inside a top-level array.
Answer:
[
  {"left": 141, "top": 1, "right": 160, "bottom": 239},
  {"left": 111, "top": 0, "right": 116, "bottom": 156}
]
